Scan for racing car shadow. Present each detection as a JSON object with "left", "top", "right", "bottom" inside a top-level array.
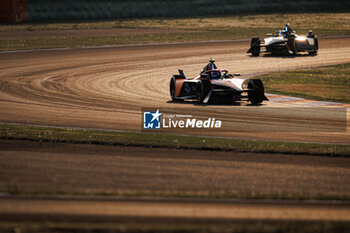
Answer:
[
  {"left": 255, "top": 53, "right": 317, "bottom": 58},
  {"left": 167, "top": 100, "right": 264, "bottom": 107},
  {"left": 168, "top": 100, "right": 241, "bottom": 106}
]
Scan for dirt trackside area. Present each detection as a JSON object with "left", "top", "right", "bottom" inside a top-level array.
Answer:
[
  {"left": 0, "top": 139, "right": 350, "bottom": 232},
  {"left": 1, "top": 139, "right": 349, "bottom": 199}
]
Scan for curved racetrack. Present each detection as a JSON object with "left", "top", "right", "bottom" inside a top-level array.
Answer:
[{"left": 0, "top": 37, "right": 349, "bottom": 143}]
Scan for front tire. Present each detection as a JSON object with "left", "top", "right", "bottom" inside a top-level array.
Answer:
[
  {"left": 287, "top": 37, "right": 297, "bottom": 55},
  {"left": 248, "top": 79, "right": 265, "bottom": 104},
  {"left": 196, "top": 80, "right": 211, "bottom": 103},
  {"left": 196, "top": 81, "right": 205, "bottom": 103}
]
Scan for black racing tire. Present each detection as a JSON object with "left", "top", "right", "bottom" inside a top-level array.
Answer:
[
  {"left": 287, "top": 37, "right": 297, "bottom": 55},
  {"left": 170, "top": 78, "right": 183, "bottom": 101},
  {"left": 314, "top": 37, "right": 318, "bottom": 51},
  {"left": 250, "top": 38, "right": 261, "bottom": 56},
  {"left": 170, "top": 78, "right": 176, "bottom": 101},
  {"left": 248, "top": 79, "right": 265, "bottom": 104},
  {"left": 196, "top": 81, "right": 205, "bottom": 103},
  {"left": 309, "top": 37, "right": 318, "bottom": 55},
  {"left": 196, "top": 80, "right": 211, "bottom": 103}
]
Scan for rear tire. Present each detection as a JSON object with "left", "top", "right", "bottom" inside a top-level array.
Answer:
[
  {"left": 170, "top": 78, "right": 183, "bottom": 101},
  {"left": 308, "top": 37, "right": 318, "bottom": 55},
  {"left": 250, "top": 38, "right": 260, "bottom": 56},
  {"left": 248, "top": 79, "right": 265, "bottom": 104},
  {"left": 170, "top": 79, "right": 176, "bottom": 101}
]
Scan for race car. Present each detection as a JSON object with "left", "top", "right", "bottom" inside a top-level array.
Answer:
[
  {"left": 247, "top": 27, "right": 318, "bottom": 56},
  {"left": 169, "top": 67, "right": 268, "bottom": 105}
]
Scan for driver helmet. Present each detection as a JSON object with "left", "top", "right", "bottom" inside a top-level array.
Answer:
[
  {"left": 209, "top": 58, "right": 215, "bottom": 63},
  {"left": 306, "top": 30, "right": 313, "bottom": 37},
  {"left": 285, "top": 23, "right": 290, "bottom": 27}
]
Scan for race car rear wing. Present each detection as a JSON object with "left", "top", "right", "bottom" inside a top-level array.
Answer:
[
  {"left": 172, "top": 69, "right": 188, "bottom": 80},
  {"left": 178, "top": 69, "right": 188, "bottom": 79}
]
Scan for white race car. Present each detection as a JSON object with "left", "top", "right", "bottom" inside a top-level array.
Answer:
[
  {"left": 248, "top": 28, "right": 318, "bottom": 56},
  {"left": 170, "top": 66, "right": 268, "bottom": 105}
]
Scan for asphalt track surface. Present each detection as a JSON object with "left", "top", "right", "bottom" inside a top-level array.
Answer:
[
  {"left": 0, "top": 37, "right": 350, "bottom": 143},
  {"left": 1, "top": 140, "right": 350, "bottom": 222},
  {"left": 1, "top": 197, "right": 350, "bottom": 222},
  {"left": 1, "top": 38, "right": 350, "bottom": 224}
]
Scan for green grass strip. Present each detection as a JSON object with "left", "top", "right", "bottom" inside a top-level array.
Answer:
[
  {"left": 0, "top": 28, "right": 347, "bottom": 51},
  {"left": 0, "top": 32, "right": 210, "bottom": 51},
  {"left": 260, "top": 63, "right": 350, "bottom": 103},
  {"left": 1, "top": 124, "right": 349, "bottom": 156},
  {"left": 2, "top": 13, "right": 350, "bottom": 32}
]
